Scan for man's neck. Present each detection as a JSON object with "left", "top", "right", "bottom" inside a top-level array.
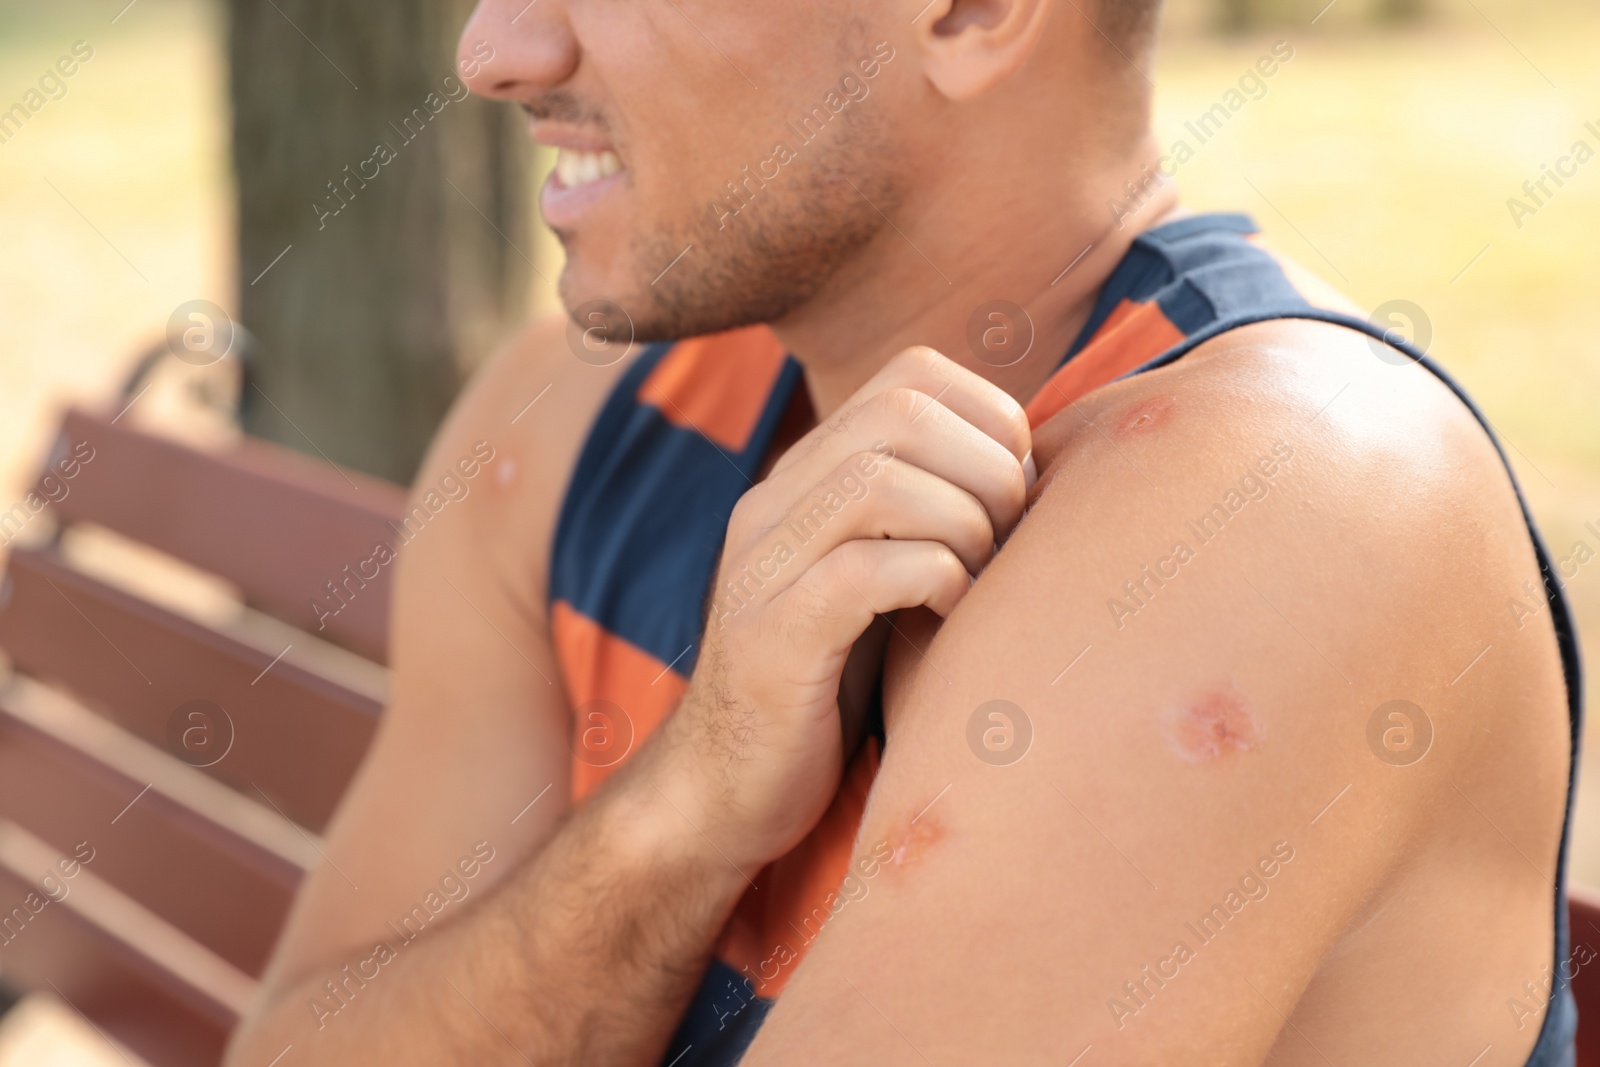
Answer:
[{"left": 769, "top": 135, "right": 1181, "bottom": 420}]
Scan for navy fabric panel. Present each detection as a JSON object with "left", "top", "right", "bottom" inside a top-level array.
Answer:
[
  {"left": 1059, "top": 213, "right": 1304, "bottom": 363},
  {"left": 549, "top": 344, "right": 803, "bottom": 672},
  {"left": 1155, "top": 250, "right": 1309, "bottom": 334},
  {"left": 658, "top": 959, "right": 771, "bottom": 1067}
]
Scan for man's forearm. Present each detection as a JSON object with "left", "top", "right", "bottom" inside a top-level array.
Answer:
[{"left": 226, "top": 743, "right": 751, "bottom": 1067}]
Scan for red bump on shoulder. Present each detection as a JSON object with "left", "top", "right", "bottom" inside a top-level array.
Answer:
[
  {"left": 881, "top": 809, "right": 946, "bottom": 876},
  {"left": 1116, "top": 395, "right": 1176, "bottom": 437},
  {"left": 1163, "top": 684, "right": 1264, "bottom": 763}
]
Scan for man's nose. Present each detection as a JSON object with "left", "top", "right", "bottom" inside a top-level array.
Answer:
[{"left": 457, "top": 0, "right": 579, "bottom": 100}]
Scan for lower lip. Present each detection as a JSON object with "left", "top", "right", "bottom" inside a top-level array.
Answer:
[{"left": 540, "top": 168, "right": 626, "bottom": 230}]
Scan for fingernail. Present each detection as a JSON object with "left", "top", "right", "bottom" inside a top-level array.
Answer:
[{"left": 1023, "top": 451, "right": 1038, "bottom": 492}]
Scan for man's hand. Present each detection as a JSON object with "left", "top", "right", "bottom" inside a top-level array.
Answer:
[{"left": 659, "top": 346, "right": 1035, "bottom": 873}]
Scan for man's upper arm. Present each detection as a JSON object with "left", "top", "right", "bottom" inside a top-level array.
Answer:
[
  {"left": 741, "top": 323, "right": 1565, "bottom": 1063},
  {"left": 257, "top": 316, "right": 600, "bottom": 1001}
]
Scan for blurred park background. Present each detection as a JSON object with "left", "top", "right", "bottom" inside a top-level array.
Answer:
[{"left": 0, "top": 0, "right": 1597, "bottom": 1057}]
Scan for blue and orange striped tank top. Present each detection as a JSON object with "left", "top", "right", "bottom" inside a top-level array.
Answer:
[{"left": 548, "top": 213, "right": 1582, "bottom": 1066}]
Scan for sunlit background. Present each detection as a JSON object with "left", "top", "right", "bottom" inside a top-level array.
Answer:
[{"left": 0, "top": 0, "right": 1597, "bottom": 1059}]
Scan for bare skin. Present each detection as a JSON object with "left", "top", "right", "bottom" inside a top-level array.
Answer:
[
  {"left": 749, "top": 321, "right": 1569, "bottom": 1065},
  {"left": 227, "top": 0, "right": 1571, "bottom": 1063}
]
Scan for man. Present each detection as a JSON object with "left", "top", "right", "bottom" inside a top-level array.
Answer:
[{"left": 227, "top": 0, "right": 1581, "bottom": 1064}]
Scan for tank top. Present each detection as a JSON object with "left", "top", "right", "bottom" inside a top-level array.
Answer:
[{"left": 548, "top": 212, "right": 1582, "bottom": 1067}]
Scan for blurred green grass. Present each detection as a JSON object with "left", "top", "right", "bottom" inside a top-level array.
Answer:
[{"left": 2, "top": 0, "right": 1599, "bottom": 876}]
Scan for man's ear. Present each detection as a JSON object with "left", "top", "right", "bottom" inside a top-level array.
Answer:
[{"left": 913, "top": 0, "right": 1055, "bottom": 101}]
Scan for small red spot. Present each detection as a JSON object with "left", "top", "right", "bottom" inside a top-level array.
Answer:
[
  {"left": 1116, "top": 396, "right": 1175, "bottom": 436},
  {"left": 1164, "top": 685, "right": 1263, "bottom": 762},
  {"left": 884, "top": 810, "right": 945, "bottom": 872}
]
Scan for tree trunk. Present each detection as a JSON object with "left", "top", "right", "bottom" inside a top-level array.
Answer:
[{"left": 228, "top": 0, "right": 533, "bottom": 484}]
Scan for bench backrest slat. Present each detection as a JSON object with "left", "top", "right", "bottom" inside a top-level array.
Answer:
[
  {"left": 0, "top": 546, "right": 380, "bottom": 832},
  {"left": 0, "top": 819, "right": 244, "bottom": 1067},
  {"left": 0, "top": 686, "right": 303, "bottom": 976},
  {"left": 38, "top": 408, "right": 408, "bottom": 663}
]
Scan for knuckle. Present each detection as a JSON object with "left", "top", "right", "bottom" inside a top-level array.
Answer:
[
  {"left": 897, "top": 344, "right": 949, "bottom": 375},
  {"left": 955, "top": 513, "right": 995, "bottom": 560},
  {"left": 878, "top": 386, "right": 931, "bottom": 423},
  {"left": 994, "top": 396, "right": 1032, "bottom": 453},
  {"left": 987, "top": 449, "right": 1028, "bottom": 506},
  {"left": 777, "top": 574, "right": 834, "bottom": 638},
  {"left": 992, "top": 399, "right": 1030, "bottom": 451},
  {"left": 844, "top": 449, "right": 895, "bottom": 487},
  {"left": 966, "top": 496, "right": 997, "bottom": 537},
  {"left": 932, "top": 545, "right": 968, "bottom": 589},
  {"left": 860, "top": 456, "right": 904, "bottom": 506},
  {"left": 832, "top": 540, "right": 874, "bottom": 592},
  {"left": 727, "top": 489, "right": 764, "bottom": 537}
]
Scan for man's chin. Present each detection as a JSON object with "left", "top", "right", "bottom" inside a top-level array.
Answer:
[
  {"left": 555, "top": 259, "right": 632, "bottom": 321},
  {"left": 554, "top": 259, "right": 676, "bottom": 349},
  {"left": 553, "top": 217, "right": 835, "bottom": 345}
]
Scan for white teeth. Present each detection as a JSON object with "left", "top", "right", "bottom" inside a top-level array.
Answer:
[{"left": 555, "top": 147, "right": 622, "bottom": 188}]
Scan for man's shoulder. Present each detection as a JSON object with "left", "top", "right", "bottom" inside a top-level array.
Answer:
[
  {"left": 853, "top": 319, "right": 1571, "bottom": 1063},
  {"left": 424, "top": 311, "right": 637, "bottom": 482},
  {"left": 402, "top": 312, "right": 644, "bottom": 604},
  {"left": 1029, "top": 313, "right": 1529, "bottom": 567},
  {"left": 771, "top": 322, "right": 1573, "bottom": 1064},
  {"left": 933, "top": 310, "right": 1565, "bottom": 772}
]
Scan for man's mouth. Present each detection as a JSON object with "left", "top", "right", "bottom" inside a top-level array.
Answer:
[
  {"left": 552, "top": 147, "right": 623, "bottom": 189},
  {"left": 539, "top": 141, "right": 627, "bottom": 230}
]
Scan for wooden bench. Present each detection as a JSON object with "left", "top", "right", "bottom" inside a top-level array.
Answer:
[{"left": 0, "top": 405, "right": 406, "bottom": 1066}]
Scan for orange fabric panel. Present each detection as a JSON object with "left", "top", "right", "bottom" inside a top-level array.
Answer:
[
  {"left": 637, "top": 326, "right": 791, "bottom": 453},
  {"left": 1024, "top": 298, "right": 1186, "bottom": 429},
  {"left": 551, "top": 600, "right": 688, "bottom": 800},
  {"left": 715, "top": 742, "right": 881, "bottom": 999}
]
